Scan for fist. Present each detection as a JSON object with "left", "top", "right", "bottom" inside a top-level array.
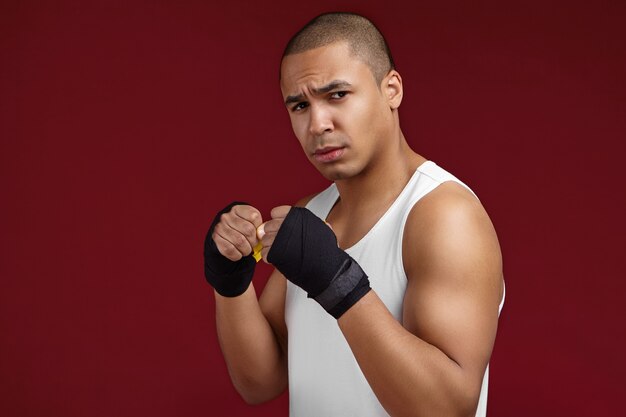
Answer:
[
  {"left": 261, "top": 206, "right": 370, "bottom": 319},
  {"left": 256, "top": 205, "right": 291, "bottom": 263},
  {"left": 212, "top": 204, "right": 263, "bottom": 261}
]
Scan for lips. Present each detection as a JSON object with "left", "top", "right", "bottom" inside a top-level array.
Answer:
[{"left": 313, "top": 146, "right": 345, "bottom": 163}]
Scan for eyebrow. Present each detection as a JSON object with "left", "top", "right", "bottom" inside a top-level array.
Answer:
[{"left": 284, "top": 80, "right": 353, "bottom": 106}]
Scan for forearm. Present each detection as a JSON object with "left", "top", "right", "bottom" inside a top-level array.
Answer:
[
  {"left": 338, "top": 291, "right": 479, "bottom": 417},
  {"left": 215, "top": 284, "right": 287, "bottom": 404}
]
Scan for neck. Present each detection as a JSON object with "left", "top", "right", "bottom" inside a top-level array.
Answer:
[{"left": 334, "top": 132, "right": 425, "bottom": 212}]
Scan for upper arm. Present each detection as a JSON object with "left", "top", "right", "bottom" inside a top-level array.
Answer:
[
  {"left": 402, "top": 182, "right": 503, "bottom": 395},
  {"left": 258, "top": 193, "right": 318, "bottom": 356}
]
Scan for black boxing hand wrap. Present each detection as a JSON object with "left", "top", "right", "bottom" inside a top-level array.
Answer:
[
  {"left": 267, "top": 207, "right": 371, "bottom": 319},
  {"left": 203, "top": 202, "right": 256, "bottom": 297}
]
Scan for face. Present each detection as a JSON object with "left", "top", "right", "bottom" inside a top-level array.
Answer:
[{"left": 280, "top": 41, "right": 398, "bottom": 181}]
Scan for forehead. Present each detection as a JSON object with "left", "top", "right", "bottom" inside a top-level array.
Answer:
[{"left": 280, "top": 41, "right": 375, "bottom": 97}]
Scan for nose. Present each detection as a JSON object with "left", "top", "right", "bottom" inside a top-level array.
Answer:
[{"left": 308, "top": 105, "right": 334, "bottom": 136}]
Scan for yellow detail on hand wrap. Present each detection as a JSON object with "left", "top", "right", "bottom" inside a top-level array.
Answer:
[{"left": 252, "top": 241, "right": 263, "bottom": 262}]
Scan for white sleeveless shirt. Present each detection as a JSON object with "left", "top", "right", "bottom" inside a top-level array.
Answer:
[{"left": 285, "top": 161, "right": 505, "bottom": 417}]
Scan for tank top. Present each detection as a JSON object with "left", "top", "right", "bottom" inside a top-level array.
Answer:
[{"left": 285, "top": 160, "right": 506, "bottom": 417}]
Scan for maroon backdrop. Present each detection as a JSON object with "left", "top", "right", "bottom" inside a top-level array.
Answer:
[{"left": 1, "top": 1, "right": 624, "bottom": 416}]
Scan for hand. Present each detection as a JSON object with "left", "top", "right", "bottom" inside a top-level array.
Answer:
[
  {"left": 256, "top": 205, "right": 291, "bottom": 263},
  {"left": 265, "top": 206, "right": 371, "bottom": 319},
  {"left": 257, "top": 205, "right": 334, "bottom": 262},
  {"left": 212, "top": 204, "right": 263, "bottom": 261},
  {"left": 204, "top": 202, "right": 263, "bottom": 297}
]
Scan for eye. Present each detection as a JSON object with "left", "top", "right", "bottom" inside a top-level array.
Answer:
[
  {"left": 292, "top": 102, "right": 309, "bottom": 112},
  {"left": 330, "top": 91, "right": 348, "bottom": 99}
]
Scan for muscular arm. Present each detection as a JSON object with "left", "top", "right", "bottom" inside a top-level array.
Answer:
[{"left": 338, "top": 183, "right": 504, "bottom": 417}]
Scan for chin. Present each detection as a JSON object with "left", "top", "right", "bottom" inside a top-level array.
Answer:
[{"left": 314, "top": 163, "right": 360, "bottom": 181}]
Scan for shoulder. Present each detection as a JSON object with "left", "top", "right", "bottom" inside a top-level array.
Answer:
[
  {"left": 402, "top": 180, "right": 502, "bottom": 296},
  {"left": 404, "top": 180, "right": 497, "bottom": 253}
]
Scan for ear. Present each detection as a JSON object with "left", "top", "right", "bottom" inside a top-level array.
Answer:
[{"left": 382, "top": 70, "right": 403, "bottom": 110}]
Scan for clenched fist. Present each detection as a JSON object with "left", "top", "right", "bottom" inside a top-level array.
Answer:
[
  {"left": 204, "top": 202, "right": 263, "bottom": 297},
  {"left": 256, "top": 205, "right": 291, "bottom": 263},
  {"left": 262, "top": 206, "right": 371, "bottom": 319}
]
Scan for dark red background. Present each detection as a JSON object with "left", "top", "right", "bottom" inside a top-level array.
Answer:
[{"left": 1, "top": 1, "right": 624, "bottom": 416}]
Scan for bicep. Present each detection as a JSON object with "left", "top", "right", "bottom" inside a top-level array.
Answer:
[
  {"left": 402, "top": 270, "right": 500, "bottom": 378},
  {"left": 402, "top": 183, "right": 503, "bottom": 387}
]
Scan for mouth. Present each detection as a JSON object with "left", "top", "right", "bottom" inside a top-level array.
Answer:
[{"left": 312, "top": 146, "right": 346, "bottom": 163}]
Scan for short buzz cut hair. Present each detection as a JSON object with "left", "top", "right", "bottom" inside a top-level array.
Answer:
[{"left": 281, "top": 12, "right": 395, "bottom": 85}]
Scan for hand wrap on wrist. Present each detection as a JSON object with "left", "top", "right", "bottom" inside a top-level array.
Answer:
[
  {"left": 203, "top": 202, "right": 255, "bottom": 297},
  {"left": 267, "top": 207, "right": 371, "bottom": 319}
]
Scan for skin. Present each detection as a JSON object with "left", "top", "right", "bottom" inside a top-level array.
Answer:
[{"left": 213, "top": 41, "right": 504, "bottom": 416}]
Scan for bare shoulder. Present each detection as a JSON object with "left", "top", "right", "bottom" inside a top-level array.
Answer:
[{"left": 403, "top": 181, "right": 502, "bottom": 294}]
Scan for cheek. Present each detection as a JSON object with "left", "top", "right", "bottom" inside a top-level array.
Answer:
[{"left": 347, "top": 96, "right": 385, "bottom": 141}]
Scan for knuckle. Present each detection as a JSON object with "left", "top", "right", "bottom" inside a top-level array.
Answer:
[
  {"left": 223, "top": 246, "right": 241, "bottom": 260},
  {"left": 234, "top": 234, "right": 247, "bottom": 248},
  {"left": 234, "top": 204, "right": 250, "bottom": 216},
  {"left": 242, "top": 223, "right": 256, "bottom": 238},
  {"left": 271, "top": 205, "right": 290, "bottom": 218}
]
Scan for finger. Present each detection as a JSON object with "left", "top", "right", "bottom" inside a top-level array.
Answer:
[
  {"left": 222, "top": 212, "right": 258, "bottom": 248},
  {"left": 260, "top": 232, "right": 276, "bottom": 250},
  {"left": 256, "top": 222, "right": 266, "bottom": 240},
  {"left": 261, "top": 246, "right": 271, "bottom": 263},
  {"left": 232, "top": 205, "right": 263, "bottom": 228},
  {"left": 214, "top": 221, "right": 253, "bottom": 257},
  {"left": 262, "top": 218, "right": 284, "bottom": 235},
  {"left": 212, "top": 233, "right": 243, "bottom": 261},
  {"left": 270, "top": 205, "right": 292, "bottom": 220}
]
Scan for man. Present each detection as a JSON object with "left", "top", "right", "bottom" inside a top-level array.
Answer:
[{"left": 204, "top": 12, "right": 505, "bottom": 417}]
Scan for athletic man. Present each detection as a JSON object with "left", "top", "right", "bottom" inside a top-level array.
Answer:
[{"left": 204, "top": 12, "right": 505, "bottom": 417}]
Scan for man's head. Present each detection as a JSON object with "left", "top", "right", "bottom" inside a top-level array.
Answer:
[
  {"left": 281, "top": 12, "right": 394, "bottom": 85},
  {"left": 279, "top": 13, "right": 404, "bottom": 182}
]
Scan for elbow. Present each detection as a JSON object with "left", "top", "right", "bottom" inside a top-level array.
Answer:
[
  {"left": 419, "top": 377, "right": 481, "bottom": 417},
  {"left": 416, "top": 396, "right": 477, "bottom": 417},
  {"left": 235, "top": 385, "right": 284, "bottom": 406},
  {"left": 238, "top": 390, "right": 269, "bottom": 406},
  {"left": 456, "top": 403, "right": 479, "bottom": 417},
  {"left": 389, "top": 386, "right": 480, "bottom": 417},
  {"left": 452, "top": 382, "right": 482, "bottom": 417},
  {"left": 231, "top": 373, "right": 287, "bottom": 406}
]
